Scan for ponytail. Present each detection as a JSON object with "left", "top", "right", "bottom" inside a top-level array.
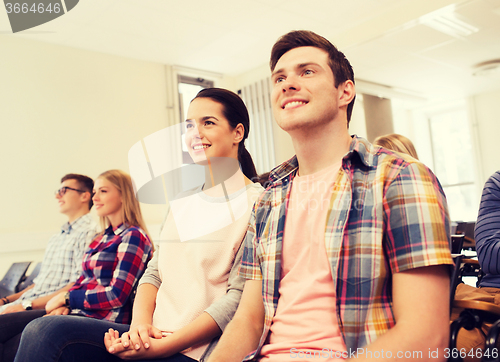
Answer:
[{"left": 238, "top": 145, "right": 258, "bottom": 180}]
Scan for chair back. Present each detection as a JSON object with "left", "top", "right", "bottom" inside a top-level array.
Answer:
[
  {"left": 451, "top": 234, "right": 465, "bottom": 254},
  {"left": 0, "top": 261, "right": 31, "bottom": 298},
  {"left": 16, "top": 262, "right": 42, "bottom": 292},
  {"left": 455, "top": 221, "right": 475, "bottom": 239},
  {"left": 456, "top": 222, "right": 476, "bottom": 250}
]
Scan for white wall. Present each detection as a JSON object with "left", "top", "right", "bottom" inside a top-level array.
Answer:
[{"left": 0, "top": 35, "right": 171, "bottom": 276}]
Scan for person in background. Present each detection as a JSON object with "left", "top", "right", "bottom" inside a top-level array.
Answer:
[
  {"left": 13, "top": 169, "right": 153, "bottom": 362},
  {"left": 453, "top": 170, "right": 500, "bottom": 361},
  {"left": 0, "top": 173, "right": 97, "bottom": 362},
  {"left": 373, "top": 133, "right": 419, "bottom": 160},
  {"left": 15, "top": 88, "right": 264, "bottom": 362},
  {"left": 475, "top": 171, "right": 500, "bottom": 288},
  {"left": 208, "top": 30, "right": 452, "bottom": 362}
]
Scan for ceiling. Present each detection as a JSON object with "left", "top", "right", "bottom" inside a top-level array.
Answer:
[{"left": 1, "top": 0, "right": 500, "bottom": 103}]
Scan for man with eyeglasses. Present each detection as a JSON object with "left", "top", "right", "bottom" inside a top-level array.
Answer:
[{"left": 0, "top": 174, "right": 97, "bottom": 362}]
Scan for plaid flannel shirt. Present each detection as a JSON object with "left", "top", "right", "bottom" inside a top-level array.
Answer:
[
  {"left": 239, "top": 136, "right": 453, "bottom": 359},
  {"left": 68, "top": 223, "right": 153, "bottom": 324}
]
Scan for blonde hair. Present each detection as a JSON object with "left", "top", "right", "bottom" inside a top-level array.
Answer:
[
  {"left": 374, "top": 133, "right": 419, "bottom": 160},
  {"left": 96, "top": 170, "right": 150, "bottom": 239}
]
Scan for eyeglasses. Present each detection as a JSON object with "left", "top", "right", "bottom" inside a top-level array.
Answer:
[{"left": 55, "top": 186, "right": 86, "bottom": 197}]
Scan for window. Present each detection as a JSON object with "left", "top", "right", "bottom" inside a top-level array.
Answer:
[
  {"left": 391, "top": 99, "right": 480, "bottom": 223},
  {"left": 178, "top": 75, "right": 214, "bottom": 122},
  {"left": 428, "top": 108, "right": 479, "bottom": 222}
]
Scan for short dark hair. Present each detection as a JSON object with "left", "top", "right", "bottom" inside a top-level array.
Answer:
[
  {"left": 193, "top": 88, "right": 258, "bottom": 180},
  {"left": 270, "top": 30, "right": 356, "bottom": 124},
  {"left": 61, "top": 173, "right": 94, "bottom": 209}
]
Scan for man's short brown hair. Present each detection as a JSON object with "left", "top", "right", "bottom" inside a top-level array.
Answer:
[
  {"left": 270, "top": 30, "right": 356, "bottom": 123},
  {"left": 61, "top": 173, "right": 94, "bottom": 209}
]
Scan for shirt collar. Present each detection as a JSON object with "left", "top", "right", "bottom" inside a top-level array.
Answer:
[
  {"left": 268, "top": 135, "right": 374, "bottom": 184},
  {"left": 61, "top": 222, "right": 71, "bottom": 234},
  {"left": 61, "top": 213, "right": 92, "bottom": 234},
  {"left": 343, "top": 135, "right": 375, "bottom": 168},
  {"left": 104, "top": 223, "right": 129, "bottom": 236}
]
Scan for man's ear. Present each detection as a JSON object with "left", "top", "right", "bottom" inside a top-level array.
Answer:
[
  {"left": 80, "top": 191, "right": 91, "bottom": 205},
  {"left": 233, "top": 123, "right": 245, "bottom": 145},
  {"left": 338, "top": 80, "right": 356, "bottom": 107}
]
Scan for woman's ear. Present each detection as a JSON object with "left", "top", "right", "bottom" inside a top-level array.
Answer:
[{"left": 233, "top": 123, "right": 245, "bottom": 145}]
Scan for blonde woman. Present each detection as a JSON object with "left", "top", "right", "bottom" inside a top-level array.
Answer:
[
  {"left": 43, "top": 169, "right": 153, "bottom": 322},
  {"left": 373, "top": 133, "right": 419, "bottom": 160}
]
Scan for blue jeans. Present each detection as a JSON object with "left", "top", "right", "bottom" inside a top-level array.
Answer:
[
  {"left": 14, "top": 315, "right": 196, "bottom": 362},
  {"left": 0, "top": 309, "right": 46, "bottom": 362}
]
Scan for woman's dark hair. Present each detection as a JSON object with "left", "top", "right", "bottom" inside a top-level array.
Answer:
[
  {"left": 193, "top": 88, "right": 258, "bottom": 180},
  {"left": 254, "top": 172, "right": 272, "bottom": 188}
]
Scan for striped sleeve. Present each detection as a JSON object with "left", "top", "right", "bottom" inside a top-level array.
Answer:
[{"left": 476, "top": 171, "right": 500, "bottom": 276}]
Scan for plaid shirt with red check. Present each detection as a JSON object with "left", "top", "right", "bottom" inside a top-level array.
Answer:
[
  {"left": 239, "top": 136, "right": 453, "bottom": 359},
  {"left": 68, "top": 223, "right": 153, "bottom": 324}
]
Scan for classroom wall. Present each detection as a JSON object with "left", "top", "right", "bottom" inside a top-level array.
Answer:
[{"left": 0, "top": 35, "right": 171, "bottom": 276}]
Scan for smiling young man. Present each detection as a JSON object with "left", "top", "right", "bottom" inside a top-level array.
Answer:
[
  {"left": 0, "top": 174, "right": 97, "bottom": 362},
  {"left": 207, "top": 31, "right": 453, "bottom": 361}
]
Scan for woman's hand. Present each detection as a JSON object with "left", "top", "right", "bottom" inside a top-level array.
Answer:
[
  {"left": 104, "top": 329, "right": 123, "bottom": 353},
  {"left": 45, "top": 292, "right": 65, "bottom": 314}
]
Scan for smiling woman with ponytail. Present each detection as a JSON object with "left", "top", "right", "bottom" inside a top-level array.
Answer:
[{"left": 194, "top": 88, "right": 258, "bottom": 181}]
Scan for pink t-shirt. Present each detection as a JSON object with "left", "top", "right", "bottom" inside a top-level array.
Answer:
[{"left": 260, "top": 162, "right": 347, "bottom": 361}]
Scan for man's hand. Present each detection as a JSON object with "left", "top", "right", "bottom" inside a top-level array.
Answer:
[
  {"left": 45, "top": 292, "right": 65, "bottom": 314},
  {"left": 45, "top": 306, "right": 69, "bottom": 316},
  {"left": 117, "top": 323, "right": 164, "bottom": 350},
  {"left": 0, "top": 304, "right": 24, "bottom": 314}
]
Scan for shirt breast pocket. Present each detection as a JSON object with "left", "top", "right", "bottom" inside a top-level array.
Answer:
[{"left": 338, "top": 233, "right": 383, "bottom": 289}]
